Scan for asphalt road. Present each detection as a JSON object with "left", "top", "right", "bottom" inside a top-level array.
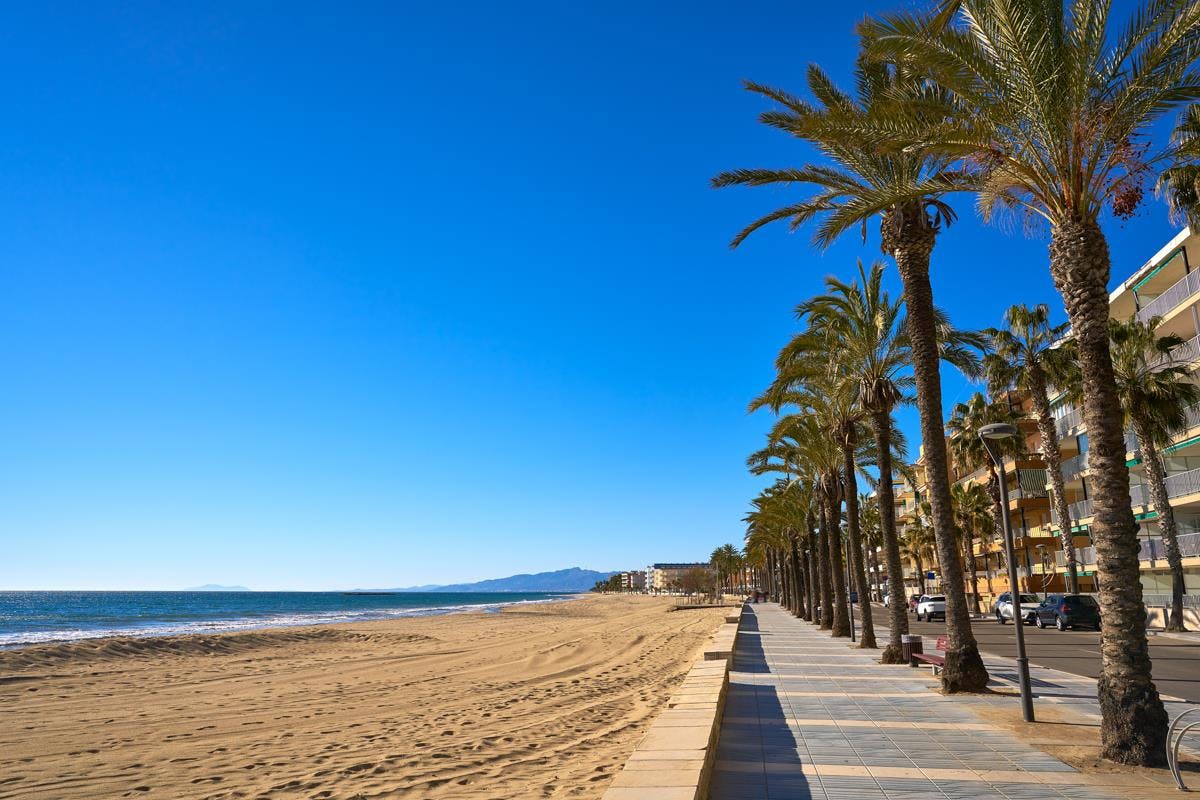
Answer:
[{"left": 865, "top": 603, "right": 1200, "bottom": 703}]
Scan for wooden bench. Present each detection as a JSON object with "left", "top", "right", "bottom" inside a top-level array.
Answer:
[{"left": 910, "top": 635, "right": 948, "bottom": 675}]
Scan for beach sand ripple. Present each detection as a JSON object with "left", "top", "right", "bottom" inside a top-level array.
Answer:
[{"left": 0, "top": 594, "right": 726, "bottom": 799}]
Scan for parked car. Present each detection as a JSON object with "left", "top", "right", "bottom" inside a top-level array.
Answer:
[
  {"left": 1034, "top": 594, "right": 1102, "bottom": 631},
  {"left": 908, "top": 593, "right": 923, "bottom": 613},
  {"left": 994, "top": 592, "right": 1041, "bottom": 625},
  {"left": 916, "top": 595, "right": 946, "bottom": 622}
]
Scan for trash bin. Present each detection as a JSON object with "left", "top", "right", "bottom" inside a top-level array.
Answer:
[{"left": 901, "top": 634, "right": 923, "bottom": 663}]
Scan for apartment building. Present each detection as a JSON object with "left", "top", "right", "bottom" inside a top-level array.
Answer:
[
  {"left": 620, "top": 570, "right": 646, "bottom": 591},
  {"left": 1048, "top": 229, "right": 1200, "bottom": 615},
  {"left": 645, "top": 562, "right": 711, "bottom": 593},
  {"left": 917, "top": 229, "right": 1200, "bottom": 622}
]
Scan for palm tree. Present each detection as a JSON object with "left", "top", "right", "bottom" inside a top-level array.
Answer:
[
  {"left": 1159, "top": 104, "right": 1200, "bottom": 228},
  {"left": 903, "top": 503, "right": 938, "bottom": 597},
  {"left": 859, "top": 493, "right": 884, "bottom": 601},
  {"left": 714, "top": 50, "right": 987, "bottom": 691},
  {"left": 985, "top": 304, "right": 1081, "bottom": 593},
  {"left": 788, "top": 261, "right": 978, "bottom": 660},
  {"left": 947, "top": 393, "right": 1025, "bottom": 599},
  {"left": 951, "top": 482, "right": 993, "bottom": 614},
  {"left": 750, "top": 413, "right": 849, "bottom": 634},
  {"left": 864, "top": 0, "right": 1200, "bottom": 763},
  {"left": 1111, "top": 317, "right": 1200, "bottom": 632},
  {"left": 762, "top": 333, "right": 878, "bottom": 647}
]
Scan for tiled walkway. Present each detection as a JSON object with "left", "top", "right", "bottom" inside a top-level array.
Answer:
[{"left": 710, "top": 603, "right": 1130, "bottom": 800}]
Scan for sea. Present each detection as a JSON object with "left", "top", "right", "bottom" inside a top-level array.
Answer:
[{"left": 0, "top": 590, "right": 575, "bottom": 648}]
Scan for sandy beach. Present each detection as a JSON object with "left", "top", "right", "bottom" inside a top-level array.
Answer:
[{"left": 0, "top": 594, "right": 727, "bottom": 799}]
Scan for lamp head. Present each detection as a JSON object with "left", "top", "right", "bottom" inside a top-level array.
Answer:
[{"left": 978, "top": 423, "right": 1020, "bottom": 441}]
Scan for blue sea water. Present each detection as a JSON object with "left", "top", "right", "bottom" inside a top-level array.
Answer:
[{"left": 0, "top": 591, "right": 575, "bottom": 647}]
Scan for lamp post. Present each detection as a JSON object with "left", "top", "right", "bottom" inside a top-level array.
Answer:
[{"left": 979, "top": 422, "right": 1036, "bottom": 723}]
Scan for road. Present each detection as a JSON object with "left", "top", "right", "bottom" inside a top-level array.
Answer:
[{"left": 865, "top": 603, "right": 1200, "bottom": 703}]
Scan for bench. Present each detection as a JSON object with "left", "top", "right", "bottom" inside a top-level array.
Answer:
[{"left": 910, "top": 635, "right": 948, "bottom": 675}]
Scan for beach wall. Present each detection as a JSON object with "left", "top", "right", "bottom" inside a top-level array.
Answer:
[{"left": 600, "top": 608, "right": 742, "bottom": 799}]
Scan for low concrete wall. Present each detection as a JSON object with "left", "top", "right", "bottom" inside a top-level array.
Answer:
[
  {"left": 1146, "top": 606, "right": 1200, "bottom": 630},
  {"left": 600, "top": 609, "right": 741, "bottom": 800}
]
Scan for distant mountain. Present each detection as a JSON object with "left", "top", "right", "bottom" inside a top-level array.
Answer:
[
  {"left": 187, "top": 584, "right": 249, "bottom": 591},
  {"left": 387, "top": 567, "right": 617, "bottom": 593}
]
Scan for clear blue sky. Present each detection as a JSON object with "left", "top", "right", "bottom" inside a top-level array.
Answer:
[{"left": 1, "top": 1, "right": 1179, "bottom": 590}]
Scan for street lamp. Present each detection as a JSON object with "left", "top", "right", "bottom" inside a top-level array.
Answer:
[{"left": 979, "top": 422, "right": 1036, "bottom": 723}]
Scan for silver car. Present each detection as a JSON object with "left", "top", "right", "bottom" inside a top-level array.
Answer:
[{"left": 993, "top": 592, "right": 1041, "bottom": 625}]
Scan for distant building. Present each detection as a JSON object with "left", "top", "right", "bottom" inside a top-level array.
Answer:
[
  {"left": 646, "top": 562, "right": 711, "bottom": 593},
  {"left": 620, "top": 571, "right": 646, "bottom": 591}
]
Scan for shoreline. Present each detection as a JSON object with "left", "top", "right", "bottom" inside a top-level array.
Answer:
[
  {"left": 0, "top": 591, "right": 583, "bottom": 651},
  {"left": 0, "top": 594, "right": 727, "bottom": 799}
]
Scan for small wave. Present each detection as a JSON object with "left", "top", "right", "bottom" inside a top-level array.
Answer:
[{"left": 0, "top": 596, "right": 571, "bottom": 649}]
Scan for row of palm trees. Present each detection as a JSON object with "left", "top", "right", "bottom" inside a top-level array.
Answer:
[{"left": 720, "top": 0, "right": 1200, "bottom": 767}]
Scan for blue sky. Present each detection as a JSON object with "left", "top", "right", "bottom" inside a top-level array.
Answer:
[{"left": 1, "top": 1, "right": 1181, "bottom": 590}]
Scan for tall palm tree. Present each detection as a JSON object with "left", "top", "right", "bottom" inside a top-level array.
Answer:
[
  {"left": 985, "top": 304, "right": 1082, "bottom": 593},
  {"left": 787, "top": 261, "right": 979, "bottom": 660},
  {"left": 748, "top": 423, "right": 837, "bottom": 628},
  {"left": 903, "top": 503, "right": 938, "bottom": 597},
  {"left": 947, "top": 393, "right": 1025, "bottom": 598},
  {"left": 859, "top": 493, "right": 884, "bottom": 601},
  {"left": 1111, "top": 317, "right": 1200, "bottom": 632},
  {"left": 714, "top": 50, "right": 987, "bottom": 691},
  {"left": 951, "top": 482, "right": 993, "bottom": 614},
  {"left": 864, "top": 0, "right": 1200, "bottom": 763},
  {"left": 762, "top": 333, "right": 878, "bottom": 647}
]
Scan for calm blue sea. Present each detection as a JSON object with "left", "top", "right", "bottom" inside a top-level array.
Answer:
[{"left": 0, "top": 591, "right": 574, "bottom": 647}]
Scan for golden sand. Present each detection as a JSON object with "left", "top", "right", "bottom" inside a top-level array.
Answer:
[{"left": 0, "top": 594, "right": 726, "bottom": 799}]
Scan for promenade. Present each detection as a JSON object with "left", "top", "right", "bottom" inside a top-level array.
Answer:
[{"left": 710, "top": 603, "right": 1137, "bottom": 800}]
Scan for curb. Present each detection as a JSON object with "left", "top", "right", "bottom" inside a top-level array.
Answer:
[{"left": 600, "top": 607, "right": 741, "bottom": 800}]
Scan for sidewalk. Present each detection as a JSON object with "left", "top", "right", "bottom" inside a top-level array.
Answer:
[{"left": 709, "top": 603, "right": 1170, "bottom": 800}]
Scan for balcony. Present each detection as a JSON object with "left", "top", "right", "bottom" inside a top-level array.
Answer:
[
  {"left": 1060, "top": 451, "right": 1088, "bottom": 482},
  {"left": 1136, "top": 267, "right": 1200, "bottom": 323},
  {"left": 1055, "top": 406, "right": 1083, "bottom": 438},
  {"left": 1130, "top": 466, "right": 1200, "bottom": 507},
  {"left": 1051, "top": 497, "right": 1094, "bottom": 526},
  {"left": 1154, "top": 332, "right": 1200, "bottom": 370},
  {"left": 1074, "top": 532, "right": 1200, "bottom": 567}
]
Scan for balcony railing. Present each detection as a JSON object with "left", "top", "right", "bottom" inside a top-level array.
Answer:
[
  {"left": 1136, "top": 266, "right": 1200, "bottom": 323},
  {"left": 1054, "top": 400, "right": 1199, "bottom": 452},
  {"left": 1131, "top": 466, "right": 1200, "bottom": 507},
  {"left": 1060, "top": 451, "right": 1088, "bottom": 482},
  {"left": 1055, "top": 406, "right": 1083, "bottom": 438},
  {"left": 1154, "top": 331, "right": 1200, "bottom": 370},
  {"left": 1072, "top": 532, "right": 1200, "bottom": 568},
  {"left": 1071, "top": 498, "right": 1094, "bottom": 521}
]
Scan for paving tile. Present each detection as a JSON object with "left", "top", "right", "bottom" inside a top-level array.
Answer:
[{"left": 707, "top": 604, "right": 1133, "bottom": 800}]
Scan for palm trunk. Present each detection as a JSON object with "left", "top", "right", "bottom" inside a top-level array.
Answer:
[
  {"left": 915, "top": 551, "right": 926, "bottom": 596},
  {"left": 1029, "top": 365, "right": 1081, "bottom": 593},
  {"left": 825, "top": 479, "right": 851, "bottom": 637},
  {"left": 778, "top": 549, "right": 791, "bottom": 611},
  {"left": 811, "top": 515, "right": 820, "bottom": 623},
  {"left": 789, "top": 535, "right": 806, "bottom": 619},
  {"left": 816, "top": 499, "right": 833, "bottom": 629},
  {"left": 1132, "top": 421, "right": 1188, "bottom": 632},
  {"left": 806, "top": 513, "right": 819, "bottom": 622},
  {"left": 886, "top": 208, "right": 988, "bottom": 692},
  {"left": 962, "top": 526, "right": 980, "bottom": 615},
  {"left": 870, "top": 410, "right": 910, "bottom": 662},
  {"left": 986, "top": 469, "right": 1008, "bottom": 587},
  {"left": 1048, "top": 219, "right": 1166, "bottom": 765},
  {"left": 842, "top": 434, "right": 877, "bottom": 647}
]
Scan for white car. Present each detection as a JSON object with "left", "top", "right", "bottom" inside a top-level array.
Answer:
[
  {"left": 994, "top": 592, "right": 1041, "bottom": 625},
  {"left": 915, "top": 595, "right": 946, "bottom": 622}
]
